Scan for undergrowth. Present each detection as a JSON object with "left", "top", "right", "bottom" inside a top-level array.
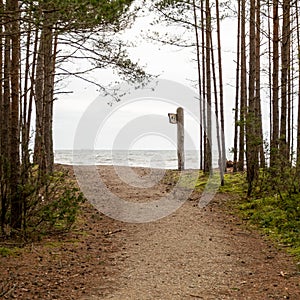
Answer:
[
  {"left": 219, "top": 172, "right": 247, "bottom": 195},
  {"left": 223, "top": 168, "right": 300, "bottom": 261},
  {"left": 239, "top": 195, "right": 300, "bottom": 259},
  {"left": 0, "top": 165, "right": 85, "bottom": 243},
  {"left": 0, "top": 246, "right": 21, "bottom": 257}
]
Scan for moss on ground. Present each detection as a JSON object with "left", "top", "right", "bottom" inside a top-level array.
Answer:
[
  {"left": 213, "top": 170, "right": 300, "bottom": 261},
  {"left": 238, "top": 194, "right": 300, "bottom": 261},
  {"left": 0, "top": 246, "right": 21, "bottom": 257}
]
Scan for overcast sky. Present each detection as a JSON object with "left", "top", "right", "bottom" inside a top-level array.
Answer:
[{"left": 53, "top": 14, "right": 239, "bottom": 152}]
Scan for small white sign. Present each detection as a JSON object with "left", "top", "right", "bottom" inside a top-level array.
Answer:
[{"left": 168, "top": 113, "right": 177, "bottom": 124}]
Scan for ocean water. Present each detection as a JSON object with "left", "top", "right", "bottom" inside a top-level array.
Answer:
[{"left": 54, "top": 150, "right": 207, "bottom": 169}]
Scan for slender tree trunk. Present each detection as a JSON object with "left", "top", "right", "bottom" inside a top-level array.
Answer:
[
  {"left": 233, "top": 0, "right": 241, "bottom": 173},
  {"left": 246, "top": 0, "right": 258, "bottom": 196},
  {"left": 34, "top": 29, "right": 45, "bottom": 172},
  {"left": 28, "top": 28, "right": 39, "bottom": 150},
  {"left": 9, "top": 0, "right": 21, "bottom": 229},
  {"left": 238, "top": 0, "right": 246, "bottom": 171},
  {"left": 0, "top": 0, "right": 3, "bottom": 157},
  {"left": 255, "top": 0, "right": 265, "bottom": 168},
  {"left": 288, "top": 43, "right": 293, "bottom": 163},
  {"left": 296, "top": 0, "right": 300, "bottom": 168},
  {"left": 1, "top": 0, "right": 12, "bottom": 232},
  {"left": 193, "top": 0, "right": 203, "bottom": 170},
  {"left": 43, "top": 19, "right": 54, "bottom": 173},
  {"left": 0, "top": 0, "right": 5, "bottom": 233},
  {"left": 2, "top": 7, "right": 11, "bottom": 165},
  {"left": 22, "top": 15, "right": 33, "bottom": 169},
  {"left": 204, "top": 0, "right": 212, "bottom": 174},
  {"left": 200, "top": 0, "right": 207, "bottom": 173},
  {"left": 279, "top": 0, "right": 290, "bottom": 162},
  {"left": 215, "top": 0, "right": 226, "bottom": 173},
  {"left": 268, "top": 0, "right": 272, "bottom": 160},
  {"left": 271, "top": 0, "right": 279, "bottom": 168},
  {"left": 210, "top": 32, "right": 224, "bottom": 185},
  {"left": 34, "top": 13, "right": 55, "bottom": 176}
]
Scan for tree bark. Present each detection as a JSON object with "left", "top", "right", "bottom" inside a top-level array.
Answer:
[
  {"left": 9, "top": 0, "right": 21, "bottom": 229},
  {"left": 201, "top": 0, "right": 207, "bottom": 173},
  {"left": 34, "top": 14, "right": 55, "bottom": 176},
  {"left": 279, "top": 0, "right": 290, "bottom": 162},
  {"left": 233, "top": 0, "right": 241, "bottom": 173},
  {"left": 246, "top": 0, "right": 258, "bottom": 196},
  {"left": 210, "top": 31, "right": 224, "bottom": 185},
  {"left": 215, "top": 0, "right": 226, "bottom": 174},
  {"left": 192, "top": 0, "right": 203, "bottom": 170},
  {"left": 238, "top": 0, "right": 246, "bottom": 172},
  {"left": 204, "top": 0, "right": 212, "bottom": 174},
  {"left": 267, "top": 0, "right": 272, "bottom": 152},
  {"left": 296, "top": 0, "right": 300, "bottom": 168},
  {"left": 271, "top": 0, "right": 279, "bottom": 168},
  {"left": 255, "top": 0, "right": 265, "bottom": 168}
]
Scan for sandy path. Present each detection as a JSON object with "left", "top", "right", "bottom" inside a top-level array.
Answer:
[
  {"left": 3, "top": 165, "right": 299, "bottom": 299},
  {"left": 77, "top": 166, "right": 300, "bottom": 300}
]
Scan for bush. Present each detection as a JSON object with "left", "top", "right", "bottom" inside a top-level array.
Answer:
[{"left": 0, "top": 165, "right": 85, "bottom": 239}]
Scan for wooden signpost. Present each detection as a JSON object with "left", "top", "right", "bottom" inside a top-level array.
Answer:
[{"left": 168, "top": 107, "right": 184, "bottom": 171}]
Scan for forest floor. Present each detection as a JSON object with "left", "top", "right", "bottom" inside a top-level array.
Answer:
[{"left": 0, "top": 165, "right": 300, "bottom": 299}]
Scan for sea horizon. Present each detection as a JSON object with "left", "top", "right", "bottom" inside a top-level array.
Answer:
[{"left": 54, "top": 149, "right": 225, "bottom": 170}]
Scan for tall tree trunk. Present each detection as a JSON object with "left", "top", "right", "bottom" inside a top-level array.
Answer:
[
  {"left": 233, "top": 0, "right": 241, "bottom": 173},
  {"left": 34, "top": 30, "right": 45, "bottom": 173},
  {"left": 43, "top": 19, "right": 54, "bottom": 174},
  {"left": 238, "top": 0, "right": 246, "bottom": 171},
  {"left": 215, "top": 0, "right": 226, "bottom": 173},
  {"left": 1, "top": 0, "right": 11, "bottom": 232},
  {"left": 288, "top": 42, "right": 293, "bottom": 163},
  {"left": 267, "top": 0, "right": 272, "bottom": 159},
  {"left": 255, "top": 0, "right": 265, "bottom": 168},
  {"left": 193, "top": 0, "right": 203, "bottom": 170},
  {"left": 9, "top": 0, "right": 21, "bottom": 229},
  {"left": 210, "top": 32, "right": 224, "bottom": 185},
  {"left": 246, "top": 0, "right": 258, "bottom": 196},
  {"left": 34, "top": 13, "right": 55, "bottom": 176},
  {"left": 271, "top": 0, "right": 279, "bottom": 168},
  {"left": 201, "top": 0, "right": 207, "bottom": 173},
  {"left": 296, "top": 0, "right": 300, "bottom": 169},
  {"left": 0, "top": 0, "right": 5, "bottom": 233},
  {"left": 204, "top": 0, "right": 212, "bottom": 174},
  {"left": 279, "top": 0, "right": 290, "bottom": 162},
  {"left": 0, "top": 0, "right": 3, "bottom": 158},
  {"left": 27, "top": 28, "right": 39, "bottom": 149},
  {"left": 22, "top": 15, "right": 33, "bottom": 169}
]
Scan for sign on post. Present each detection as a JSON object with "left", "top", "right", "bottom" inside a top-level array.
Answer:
[
  {"left": 168, "top": 107, "right": 184, "bottom": 171},
  {"left": 168, "top": 113, "right": 177, "bottom": 124}
]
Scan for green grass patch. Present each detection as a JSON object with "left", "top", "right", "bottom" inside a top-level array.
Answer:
[
  {"left": 194, "top": 172, "right": 210, "bottom": 192},
  {"left": 201, "top": 170, "right": 300, "bottom": 261},
  {"left": 238, "top": 194, "right": 300, "bottom": 260},
  {"left": 0, "top": 246, "right": 21, "bottom": 257},
  {"left": 44, "top": 241, "right": 63, "bottom": 248},
  {"left": 164, "top": 169, "right": 247, "bottom": 194},
  {"left": 219, "top": 172, "right": 247, "bottom": 195}
]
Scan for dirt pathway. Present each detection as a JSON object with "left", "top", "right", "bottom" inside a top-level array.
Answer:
[
  {"left": 79, "top": 166, "right": 300, "bottom": 300},
  {"left": 1, "top": 166, "right": 299, "bottom": 299}
]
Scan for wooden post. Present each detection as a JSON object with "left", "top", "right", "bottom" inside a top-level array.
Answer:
[{"left": 177, "top": 107, "right": 184, "bottom": 170}]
